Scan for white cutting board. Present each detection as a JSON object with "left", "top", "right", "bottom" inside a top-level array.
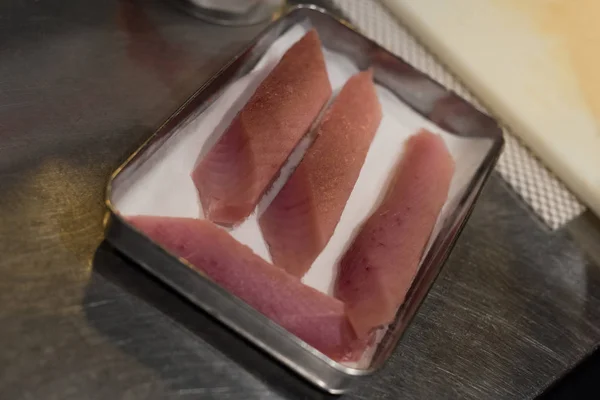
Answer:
[{"left": 382, "top": 0, "right": 600, "bottom": 218}]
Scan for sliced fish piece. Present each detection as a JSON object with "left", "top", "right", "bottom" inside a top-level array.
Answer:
[
  {"left": 127, "top": 215, "right": 365, "bottom": 361},
  {"left": 191, "top": 29, "right": 332, "bottom": 226},
  {"left": 334, "top": 129, "right": 455, "bottom": 338},
  {"left": 259, "top": 70, "right": 382, "bottom": 278}
]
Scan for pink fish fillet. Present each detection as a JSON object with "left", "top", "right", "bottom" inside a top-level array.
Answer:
[
  {"left": 191, "top": 29, "right": 332, "bottom": 226},
  {"left": 259, "top": 70, "right": 382, "bottom": 278},
  {"left": 334, "top": 129, "right": 455, "bottom": 338},
  {"left": 127, "top": 215, "right": 366, "bottom": 361}
]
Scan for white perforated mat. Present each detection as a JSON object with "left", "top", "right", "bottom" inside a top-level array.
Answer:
[{"left": 332, "top": 0, "right": 585, "bottom": 230}]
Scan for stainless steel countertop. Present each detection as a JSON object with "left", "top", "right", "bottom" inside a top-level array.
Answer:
[{"left": 1, "top": 1, "right": 599, "bottom": 399}]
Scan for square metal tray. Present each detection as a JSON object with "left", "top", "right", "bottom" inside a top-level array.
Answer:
[{"left": 103, "top": 4, "right": 503, "bottom": 394}]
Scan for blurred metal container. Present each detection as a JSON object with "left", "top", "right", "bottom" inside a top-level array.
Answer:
[{"left": 176, "top": 0, "right": 286, "bottom": 25}]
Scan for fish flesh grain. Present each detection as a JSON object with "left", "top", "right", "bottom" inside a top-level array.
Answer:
[
  {"left": 127, "top": 215, "right": 366, "bottom": 361},
  {"left": 334, "top": 129, "right": 455, "bottom": 338},
  {"left": 191, "top": 29, "right": 332, "bottom": 226},
  {"left": 259, "top": 69, "right": 382, "bottom": 278}
]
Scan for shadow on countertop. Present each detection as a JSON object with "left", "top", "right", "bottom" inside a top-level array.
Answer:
[
  {"left": 538, "top": 347, "right": 600, "bottom": 399},
  {"left": 537, "top": 211, "right": 600, "bottom": 399}
]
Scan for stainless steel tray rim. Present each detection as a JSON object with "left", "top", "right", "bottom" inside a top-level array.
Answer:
[
  {"left": 103, "top": 5, "right": 504, "bottom": 393},
  {"left": 106, "top": 210, "right": 373, "bottom": 377}
]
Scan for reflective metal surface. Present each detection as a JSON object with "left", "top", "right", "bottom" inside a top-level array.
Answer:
[
  {"left": 1, "top": 0, "right": 599, "bottom": 399},
  {"left": 174, "top": 0, "right": 285, "bottom": 26},
  {"left": 103, "top": 6, "right": 502, "bottom": 393}
]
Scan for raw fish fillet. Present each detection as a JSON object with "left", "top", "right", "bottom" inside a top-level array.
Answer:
[
  {"left": 334, "top": 129, "right": 455, "bottom": 338},
  {"left": 127, "top": 215, "right": 365, "bottom": 361},
  {"left": 191, "top": 29, "right": 332, "bottom": 226},
  {"left": 259, "top": 70, "right": 382, "bottom": 278}
]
